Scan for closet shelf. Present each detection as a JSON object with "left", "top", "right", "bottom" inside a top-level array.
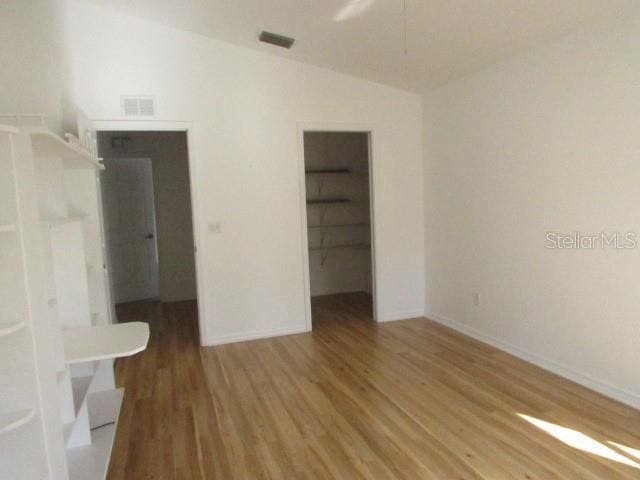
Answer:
[
  {"left": 0, "top": 224, "right": 16, "bottom": 233},
  {"left": 306, "top": 198, "right": 350, "bottom": 205},
  {"left": 25, "top": 126, "right": 104, "bottom": 171},
  {"left": 63, "top": 322, "right": 149, "bottom": 365},
  {"left": 0, "top": 321, "right": 27, "bottom": 337},
  {"left": 309, "top": 243, "right": 371, "bottom": 252},
  {"left": 308, "top": 222, "right": 370, "bottom": 229},
  {"left": 305, "top": 168, "right": 351, "bottom": 174},
  {"left": 0, "top": 124, "right": 19, "bottom": 134},
  {"left": 41, "top": 214, "right": 89, "bottom": 227},
  {"left": 0, "top": 409, "right": 35, "bottom": 435}
]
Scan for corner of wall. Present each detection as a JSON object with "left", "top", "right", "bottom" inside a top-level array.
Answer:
[{"left": 426, "top": 311, "right": 640, "bottom": 410}]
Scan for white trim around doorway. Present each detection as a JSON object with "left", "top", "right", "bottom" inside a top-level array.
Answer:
[
  {"left": 91, "top": 119, "right": 208, "bottom": 345},
  {"left": 296, "top": 122, "right": 380, "bottom": 330}
]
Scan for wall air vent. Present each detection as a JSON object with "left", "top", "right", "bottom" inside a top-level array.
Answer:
[
  {"left": 120, "top": 95, "right": 155, "bottom": 116},
  {"left": 259, "top": 31, "right": 295, "bottom": 49}
]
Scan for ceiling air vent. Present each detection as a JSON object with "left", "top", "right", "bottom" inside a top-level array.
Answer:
[
  {"left": 259, "top": 31, "right": 295, "bottom": 49},
  {"left": 120, "top": 95, "right": 155, "bottom": 116}
]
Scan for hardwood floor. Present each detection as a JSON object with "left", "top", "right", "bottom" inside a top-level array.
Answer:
[{"left": 109, "top": 293, "right": 640, "bottom": 479}]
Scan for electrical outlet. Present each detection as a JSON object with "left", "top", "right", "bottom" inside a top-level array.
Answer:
[{"left": 473, "top": 293, "right": 481, "bottom": 307}]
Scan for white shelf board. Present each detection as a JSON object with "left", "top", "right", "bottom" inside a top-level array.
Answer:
[
  {"left": 63, "top": 322, "right": 149, "bottom": 365},
  {"left": 63, "top": 421, "right": 74, "bottom": 446},
  {"left": 0, "top": 124, "right": 19, "bottom": 134},
  {"left": 307, "top": 222, "right": 370, "bottom": 229},
  {"left": 0, "top": 321, "right": 27, "bottom": 337},
  {"left": 0, "top": 224, "right": 16, "bottom": 233},
  {"left": 71, "top": 376, "right": 93, "bottom": 416},
  {"left": 309, "top": 243, "right": 371, "bottom": 252},
  {"left": 87, "top": 388, "right": 122, "bottom": 429},
  {"left": 0, "top": 409, "right": 35, "bottom": 435},
  {"left": 26, "top": 127, "right": 104, "bottom": 170},
  {"left": 41, "top": 214, "right": 89, "bottom": 227},
  {"left": 67, "top": 389, "right": 124, "bottom": 480}
]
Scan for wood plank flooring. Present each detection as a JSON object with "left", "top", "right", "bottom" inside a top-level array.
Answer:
[{"left": 109, "top": 293, "right": 640, "bottom": 479}]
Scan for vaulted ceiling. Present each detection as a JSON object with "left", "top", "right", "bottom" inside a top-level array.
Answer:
[{"left": 79, "top": 0, "right": 636, "bottom": 92}]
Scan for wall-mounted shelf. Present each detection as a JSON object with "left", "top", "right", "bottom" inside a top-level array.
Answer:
[
  {"left": 0, "top": 224, "right": 16, "bottom": 233},
  {"left": 305, "top": 168, "right": 351, "bottom": 174},
  {"left": 63, "top": 322, "right": 149, "bottom": 365},
  {"left": 0, "top": 409, "right": 35, "bottom": 435},
  {"left": 306, "top": 198, "right": 350, "bottom": 205},
  {"left": 308, "top": 222, "right": 369, "bottom": 229},
  {"left": 26, "top": 127, "right": 104, "bottom": 171},
  {"left": 41, "top": 214, "right": 89, "bottom": 227},
  {"left": 0, "top": 124, "right": 19, "bottom": 134},
  {"left": 0, "top": 321, "right": 27, "bottom": 337},
  {"left": 309, "top": 243, "right": 371, "bottom": 252}
]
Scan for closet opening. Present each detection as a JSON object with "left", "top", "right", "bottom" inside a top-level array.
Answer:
[
  {"left": 302, "top": 131, "right": 376, "bottom": 328},
  {"left": 96, "top": 130, "right": 199, "bottom": 339}
]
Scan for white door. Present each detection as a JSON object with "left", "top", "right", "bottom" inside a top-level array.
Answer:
[{"left": 102, "top": 158, "right": 159, "bottom": 303}]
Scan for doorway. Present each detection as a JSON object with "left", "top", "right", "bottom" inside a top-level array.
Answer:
[
  {"left": 97, "top": 131, "right": 198, "bottom": 327},
  {"left": 301, "top": 131, "right": 376, "bottom": 328}
]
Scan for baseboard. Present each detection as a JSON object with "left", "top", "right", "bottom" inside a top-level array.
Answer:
[
  {"left": 206, "top": 325, "right": 308, "bottom": 346},
  {"left": 379, "top": 308, "right": 426, "bottom": 323},
  {"left": 426, "top": 311, "right": 640, "bottom": 411}
]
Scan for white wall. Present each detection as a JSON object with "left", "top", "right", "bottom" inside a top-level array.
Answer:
[
  {"left": 65, "top": 0, "right": 425, "bottom": 345},
  {"left": 0, "top": 0, "right": 64, "bottom": 132},
  {"left": 304, "top": 132, "right": 372, "bottom": 297},
  {"left": 98, "top": 132, "right": 197, "bottom": 303},
  {"left": 424, "top": 11, "right": 640, "bottom": 408}
]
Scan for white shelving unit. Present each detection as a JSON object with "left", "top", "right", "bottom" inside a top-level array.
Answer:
[
  {"left": 63, "top": 323, "right": 149, "bottom": 364},
  {"left": 0, "top": 114, "right": 149, "bottom": 480},
  {"left": 26, "top": 127, "right": 105, "bottom": 171},
  {"left": 66, "top": 388, "right": 124, "bottom": 480},
  {"left": 0, "top": 320, "right": 27, "bottom": 337},
  {"left": 0, "top": 123, "right": 50, "bottom": 479},
  {"left": 0, "top": 409, "right": 36, "bottom": 435}
]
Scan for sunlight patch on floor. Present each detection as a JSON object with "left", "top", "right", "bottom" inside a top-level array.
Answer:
[
  {"left": 609, "top": 442, "right": 640, "bottom": 462},
  {"left": 518, "top": 414, "right": 640, "bottom": 469}
]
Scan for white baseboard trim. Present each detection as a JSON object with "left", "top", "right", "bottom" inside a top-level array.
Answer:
[
  {"left": 426, "top": 311, "right": 640, "bottom": 411},
  {"left": 379, "top": 309, "right": 426, "bottom": 323},
  {"left": 206, "top": 325, "right": 308, "bottom": 346}
]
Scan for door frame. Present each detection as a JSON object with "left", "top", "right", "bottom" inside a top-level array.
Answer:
[
  {"left": 296, "top": 122, "right": 379, "bottom": 330},
  {"left": 92, "top": 120, "right": 207, "bottom": 344}
]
